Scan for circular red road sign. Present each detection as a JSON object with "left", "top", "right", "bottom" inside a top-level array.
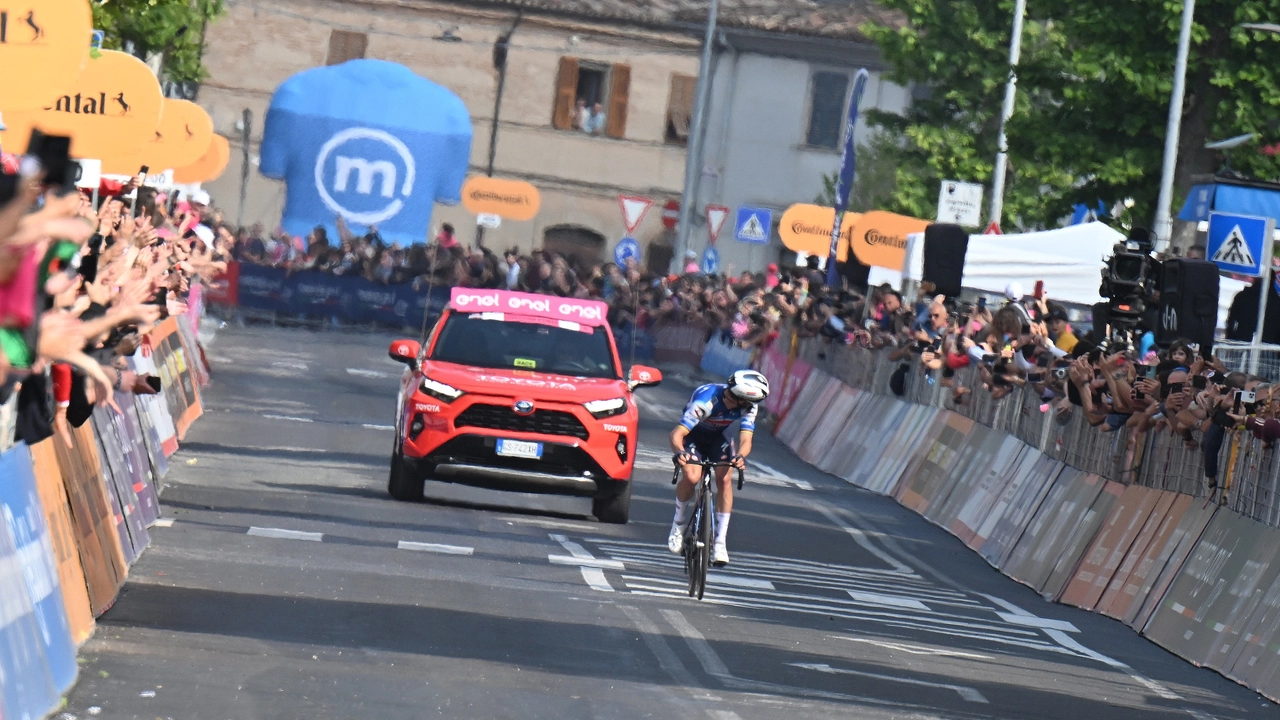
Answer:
[{"left": 662, "top": 199, "right": 680, "bottom": 229}]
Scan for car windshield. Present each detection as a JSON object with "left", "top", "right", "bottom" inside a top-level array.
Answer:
[{"left": 430, "top": 312, "right": 618, "bottom": 379}]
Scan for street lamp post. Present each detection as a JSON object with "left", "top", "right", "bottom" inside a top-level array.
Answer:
[
  {"left": 1153, "top": 0, "right": 1197, "bottom": 250},
  {"left": 673, "top": 0, "right": 721, "bottom": 274}
]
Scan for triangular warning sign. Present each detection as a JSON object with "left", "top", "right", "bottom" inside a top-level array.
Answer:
[
  {"left": 618, "top": 195, "right": 654, "bottom": 235},
  {"left": 983, "top": 221, "right": 1002, "bottom": 235},
  {"left": 1212, "top": 225, "right": 1256, "bottom": 268},
  {"left": 739, "top": 213, "right": 768, "bottom": 242},
  {"left": 706, "top": 205, "right": 729, "bottom": 243}
]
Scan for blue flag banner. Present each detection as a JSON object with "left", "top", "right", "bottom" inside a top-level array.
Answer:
[
  {"left": 826, "top": 68, "right": 870, "bottom": 287},
  {"left": 261, "top": 59, "right": 473, "bottom": 246}
]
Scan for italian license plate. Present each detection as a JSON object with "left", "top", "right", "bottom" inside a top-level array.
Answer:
[{"left": 496, "top": 439, "right": 542, "bottom": 459}]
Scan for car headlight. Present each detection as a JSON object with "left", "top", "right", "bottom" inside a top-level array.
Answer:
[
  {"left": 420, "top": 377, "right": 464, "bottom": 403},
  {"left": 585, "top": 397, "right": 627, "bottom": 419}
]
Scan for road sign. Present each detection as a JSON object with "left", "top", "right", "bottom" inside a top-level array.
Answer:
[
  {"left": 736, "top": 206, "right": 772, "bottom": 244},
  {"left": 614, "top": 236, "right": 641, "bottom": 268},
  {"left": 662, "top": 199, "right": 680, "bottom": 229},
  {"left": 936, "top": 180, "right": 983, "bottom": 227},
  {"left": 983, "top": 221, "right": 1002, "bottom": 235},
  {"left": 701, "top": 247, "right": 720, "bottom": 275},
  {"left": 476, "top": 213, "right": 501, "bottom": 228},
  {"left": 1207, "top": 212, "right": 1271, "bottom": 277},
  {"left": 618, "top": 195, "right": 654, "bottom": 235},
  {"left": 706, "top": 204, "right": 729, "bottom": 243}
]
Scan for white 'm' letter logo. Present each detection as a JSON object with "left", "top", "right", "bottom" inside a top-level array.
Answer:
[{"left": 334, "top": 157, "right": 397, "bottom": 197}]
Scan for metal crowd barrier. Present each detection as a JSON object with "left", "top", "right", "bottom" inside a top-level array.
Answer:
[{"left": 795, "top": 337, "right": 1280, "bottom": 530}]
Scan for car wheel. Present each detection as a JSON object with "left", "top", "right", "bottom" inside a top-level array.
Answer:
[
  {"left": 593, "top": 481, "right": 631, "bottom": 524},
  {"left": 387, "top": 450, "right": 424, "bottom": 502}
]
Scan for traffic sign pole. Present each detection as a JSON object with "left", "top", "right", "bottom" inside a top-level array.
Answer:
[{"left": 1250, "top": 217, "right": 1276, "bottom": 375}]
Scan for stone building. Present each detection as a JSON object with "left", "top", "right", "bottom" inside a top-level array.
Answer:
[{"left": 198, "top": 0, "right": 907, "bottom": 271}]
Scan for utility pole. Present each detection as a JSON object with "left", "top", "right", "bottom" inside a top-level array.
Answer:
[
  {"left": 673, "top": 0, "right": 720, "bottom": 273},
  {"left": 237, "top": 108, "right": 252, "bottom": 228},
  {"left": 987, "top": 0, "right": 1027, "bottom": 230},
  {"left": 1153, "top": 0, "right": 1197, "bottom": 251}
]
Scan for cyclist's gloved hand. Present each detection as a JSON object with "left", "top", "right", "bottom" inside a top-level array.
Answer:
[
  {"left": 674, "top": 452, "right": 694, "bottom": 467},
  {"left": 730, "top": 454, "right": 746, "bottom": 470}
]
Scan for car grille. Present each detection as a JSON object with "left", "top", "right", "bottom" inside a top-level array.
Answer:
[{"left": 455, "top": 403, "right": 589, "bottom": 440}]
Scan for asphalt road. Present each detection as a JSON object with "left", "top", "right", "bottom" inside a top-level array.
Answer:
[{"left": 63, "top": 325, "right": 1278, "bottom": 720}]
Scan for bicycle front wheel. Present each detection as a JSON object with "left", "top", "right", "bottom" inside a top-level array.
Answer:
[{"left": 694, "top": 491, "right": 713, "bottom": 600}]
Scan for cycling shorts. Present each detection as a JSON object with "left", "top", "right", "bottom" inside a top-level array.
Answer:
[{"left": 683, "top": 431, "right": 735, "bottom": 463}]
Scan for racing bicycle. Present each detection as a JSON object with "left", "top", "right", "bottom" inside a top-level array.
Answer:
[{"left": 671, "top": 458, "right": 745, "bottom": 600}]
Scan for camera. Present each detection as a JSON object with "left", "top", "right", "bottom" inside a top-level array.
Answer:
[
  {"left": 1052, "top": 366, "right": 1069, "bottom": 382},
  {"left": 1100, "top": 226, "right": 1157, "bottom": 332}
]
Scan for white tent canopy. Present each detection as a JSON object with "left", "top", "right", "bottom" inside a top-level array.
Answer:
[{"left": 869, "top": 222, "right": 1124, "bottom": 306}]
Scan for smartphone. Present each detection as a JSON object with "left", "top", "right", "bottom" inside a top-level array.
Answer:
[
  {"left": 1146, "top": 365, "right": 1158, "bottom": 380},
  {"left": 1241, "top": 390, "right": 1258, "bottom": 404},
  {"left": 1192, "top": 375, "right": 1207, "bottom": 390},
  {"left": 139, "top": 165, "right": 150, "bottom": 176},
  {"left": 154, "top": 287, "right": 169, "bottom": 318},
  {"left": 28, "top": 129, "right": 75, "bottom": 191},
  {"left": 977, "top": 297, "right": 987, "bottom": 312},
  {"left": 1135, "top": 389, "right": 1145, "bottom": 400},
  {"left": 1027, "top": 372, "right": 1044, "bottom": 383},
  {"left": 1033, "top": 280, "right": 1045, "bottom": 300},
  {"left": 145, "top": 375, "right": 163, "bottom": 393},
  {"left": 1036, "top": 353, "right": 1052, "bottom": 368},
  {"left": 1168, "top": 382, "right": 1185, "bottom": 394}
]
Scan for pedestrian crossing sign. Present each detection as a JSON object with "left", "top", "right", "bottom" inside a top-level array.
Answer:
[
  {"left": 735, "top": 206, "right": 773, "bottom": 244},
  {"left": 1207, "top": 212, "right": 1273, "bottom": 277}
]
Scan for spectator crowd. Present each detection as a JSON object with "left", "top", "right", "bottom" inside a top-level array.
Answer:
[{"left": 0, "top": 159, "right": 229, "bottom": 449}]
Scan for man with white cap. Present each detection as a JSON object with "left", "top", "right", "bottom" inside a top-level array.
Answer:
[{"left": 1004, "top": 281, "right": 1033, "bottom": 331}]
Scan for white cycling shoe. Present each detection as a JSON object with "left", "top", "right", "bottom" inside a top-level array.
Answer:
[
  {"left": 668, "top": 522, "right": 686, "bottom": 554},
  {"left": 712, "top": 542, "right": 729, "bottom": 566}
]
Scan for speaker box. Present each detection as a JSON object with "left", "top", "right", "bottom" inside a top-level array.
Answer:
[
  {"left": 1156, "top": 258, "right": 1220, "bottom": 353},
  {"left": 921, "top": 224, "right": 969, "bottom": 297}
]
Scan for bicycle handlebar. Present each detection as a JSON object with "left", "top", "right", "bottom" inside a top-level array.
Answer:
[{"left": 670, "top": 456, "right": 746, "bottom": 490}]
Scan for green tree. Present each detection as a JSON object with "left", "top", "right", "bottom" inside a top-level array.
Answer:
[
  {"left": 862, "top": 0, "right": 1280, "bottom": 237},
  {"left": 92, "top": 0, "right": 225, "bottom": 85}
]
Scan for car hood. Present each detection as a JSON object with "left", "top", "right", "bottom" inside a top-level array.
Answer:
[{"left": 420, "top": 361, "right": 630, "bottom": 402}]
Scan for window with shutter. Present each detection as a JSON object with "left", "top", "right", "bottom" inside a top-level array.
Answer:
[
  {"left": 806, "top": 71, "right": 850, "bottom": 149},
  {"left": 552, "top": 57, "right": 580, "bottom": 130},
  {"left": 665, "top": 73, "right": 696, "bottom": 144},
  {"left": 327, "top": 30, "right": 368, "bottom": 66},
  {"left": 605, "top": 63, "right": 630, "bottom": 139}
]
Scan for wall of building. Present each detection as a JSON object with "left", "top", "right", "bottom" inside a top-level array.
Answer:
[
  {"left": 693, "top": 51, "right": 911, "bottom": 274},
  {"left": 198, "top": 0, "right": 697, "bottom": 259}
]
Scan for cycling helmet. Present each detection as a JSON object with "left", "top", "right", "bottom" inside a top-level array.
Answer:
[{"left": 727, "top": 370, "right": 770, "bottom": 403}]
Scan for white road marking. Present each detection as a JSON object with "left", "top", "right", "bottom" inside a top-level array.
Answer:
[
  {"left": 504, "top": 517, "right": 598, "bottom": 532},
  {"left": 272, "top": 360, "right": 309, "bottom": 370},
  {"left": 805, "top": 501, "right": 915, "bottom": 575},
  {"left": 549, "top": 533, "right": 617, "bottom": 590},
  {"left": 848, "top": 590, "right": 930, "bottom": 611},
  {"left": 707, "top": 572, "right": 774, "bottom": 590},
  {"left": 262, "top": 414, "right": 314, "bottom": 423},
  {"left": 996, "top": 612, "right": 1079, "bottom": 633},
  {"left": 151, "top": 518, "right": 174, "bottom": 528},
  {"left": 347, "top": 368, "right": 391, "bottom": 378},
  {"left": 397, "top": 541, "right": 473, "bottom": 555},
  {"left": 747, "top": 459, "right": 815, "bottom": 491},
  {"left": 362, "top": 423, "right": 394, "bottom": 430},
  {"left": 579, "top": 568, "right": 615, "bottom": 592},
  {"left": 706, "top": 711, "right": 742, "bottom": 720},
  {"left": 247, "top": 527, "right": 323, "bottom": 542},
  {"left": 833, "top": 636, "right": 993, "bottom": 660},
  {"left": 549, "top": 555, "right": 625, "bottom": 570},
  {"left": 788, "top": 662, "right": 989, "bottom": 704},
  {"left": 982, "top": 594, "right": 1185, "bottom": 702}
]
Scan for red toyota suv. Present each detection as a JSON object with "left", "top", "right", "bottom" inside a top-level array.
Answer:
[{"left": 386, "top": 288, "right": 662, "bottom": 523}]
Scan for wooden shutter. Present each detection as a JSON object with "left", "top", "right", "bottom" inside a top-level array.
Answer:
[
  {"left": 327, "top": 30, "right": 367, "bottom": 65},
  {"left": 552, "top": 56, "right": 579, "bottom": 130},
  {"left": 606, "top": 63, "right": 630, "bottom": 139},
  {"left": 666, "top": 73, "right": 696, "bottom": 143}
]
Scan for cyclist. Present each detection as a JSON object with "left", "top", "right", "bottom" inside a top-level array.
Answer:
[{"left": 668, "top": 369, "right": 770, "bottom": 565}]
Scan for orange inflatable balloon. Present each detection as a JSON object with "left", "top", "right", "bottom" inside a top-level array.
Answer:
[
  {"left": 102, "top": 99, "right": 214, "bottom": 173},
  {"left": 174, "top": 134, "right": 230, "bottom": 183},
  {"left": 0, "top": 0, "right": 92, "bottom": 111},
  {"left": 849, "top": 210, "right": 932, "bottom": 270},
  {"left": 778, "top": 204, "right": 862, "bottom": 259},
  {"left": 0, "top": 50, "right": 163, "bottom": 158},
  {"left": 461, "top": 176, "right": 541, "bottom": 220}
]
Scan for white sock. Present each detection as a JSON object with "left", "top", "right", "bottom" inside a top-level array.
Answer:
[
  {"left": 714, "top": 512, "right": 731, "bottom": 545},
  {"left": 673, "top": 499, "right": 693, "bottom": 526}
]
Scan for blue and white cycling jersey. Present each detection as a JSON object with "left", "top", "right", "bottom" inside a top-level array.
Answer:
[{"left": 679, "top": 383, "right": 757, "bottom": 437}]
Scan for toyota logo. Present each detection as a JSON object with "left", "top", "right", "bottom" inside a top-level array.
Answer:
[{"left": 514, "top": 399, "right": 535, "bottom": 415}]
